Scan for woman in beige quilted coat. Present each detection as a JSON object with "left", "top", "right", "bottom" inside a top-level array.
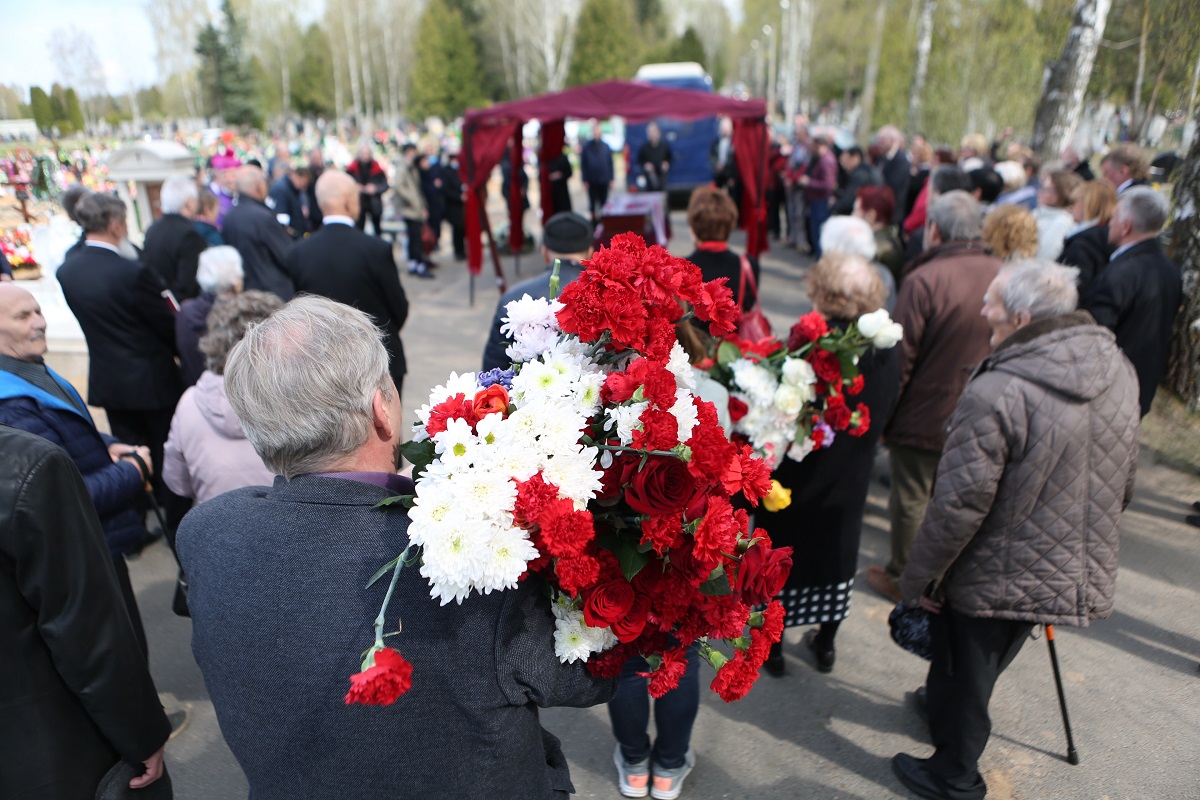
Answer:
[{"left": 892, "top": 259, "right": 1141, "bottom": 800}]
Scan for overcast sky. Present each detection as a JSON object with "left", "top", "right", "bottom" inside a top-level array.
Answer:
[{"left": 4, "top": 0, "right": 744, "bottom": 98}]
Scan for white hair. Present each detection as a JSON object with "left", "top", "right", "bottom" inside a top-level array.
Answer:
[
  {"left": 998, "top": 259, "right": 1080, "bottom": 321},
  {"left": 928, "top": 190, "right": 983, "bottom": 243},
  {"left": 196, "top": 246, "right": 244, "bottom": 295},
  {"left": 1115, "top": 186, "right": 1169, "bottom": 235},
  {"left": 160, "top": 175, "right": 199, "bottom": 214},
  {"left": 994, "top": 161, "right": 1026, "bottom": 193},
  {"left": 820, "top": 216, "right": 878, "bottom": 260},
  {"left": 223, "top": 296, "right": 393, "bottom": 480}
]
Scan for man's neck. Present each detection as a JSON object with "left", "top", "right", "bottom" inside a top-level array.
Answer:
[
  {"left": 1115, "top": 233, "right": 1155, "bottom": 250},
  {"left": 86, "top": 233, "right": 120, "bottom": 247}
]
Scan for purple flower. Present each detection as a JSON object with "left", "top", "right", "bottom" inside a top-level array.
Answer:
[
  {"left": 815, "top": 419, "right": 835, "bottom": 448},
  {"left": 478, "top": 368, "right": 515, "bottom": 390}
]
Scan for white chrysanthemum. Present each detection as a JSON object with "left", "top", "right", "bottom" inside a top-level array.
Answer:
[
  {"left": 571, "top": 371, "right": 606, "bottom": 417},
  {"left": 418, "top": 518, "right": 492, "bottom": 605},
  {"left": 475, "top": 526, "right": 539, "bottom": 594},
  {"left": 474, "top": 412, "right": 505, "bottom": 446},
  {"left": 607, "top": 401, "right": 650, "bottom": 446},
  {"left": 511, "top": 359, "right": 575, "bottom": 404},
  {"left": 730, "top": 359, "right": 778, "bottom": 406},
  {"left": 541, "top": 446, "right": 604, "bottom": 508},
  {"left": 414, "top": 372, "right": 484, "bottom": 428},
  {"left": 432, "top": 417, "right": 478, "bottom": 464},
  {"left": 781, "top": 357, "right": 817, "bottom": 389},
  {"left": 507, "top": 327, "right": 561, "bottom": 363},
  {"left": 773, "top": 383, "right": 806, "bottom": 416},
  {"left": 666, "top": 342, "right": 698, "bottom": 390},
  {"left": 788, "top": 438, "right": 816, "bottom": 461},
  {"left": 502, "top": 294, "right": 564, "bottom": 335},
  {"left": 553, "top": 615, "right": 596, "bottom": 663},
  {"left": 407, "top": 481, "right": 464, "bottom": 536},
  {"left": 546, "top": 336, "right": 600, "bottom": 369},
  {"left": 451, "top": 466, "right": 519, "bottom": 518},
  {"left": 670, "top": 388, "right": 699, "bottom": 442}
]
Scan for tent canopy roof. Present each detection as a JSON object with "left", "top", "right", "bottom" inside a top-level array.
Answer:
[{"left": 463, "top": 80, "right": 767, "bottom": 126}]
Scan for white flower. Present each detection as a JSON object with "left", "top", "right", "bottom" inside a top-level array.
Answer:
[
  {"left": 418, "top": 518, "right": 492, "bottom": 605},
  {"left": 730, "top": 359, "right": 778, "bottom": 406},
  {"left": 781, "top": 357, "right": 816, "bottom": 388},
  {"left": 773, "top": 383, "right": 806, "bottom": 416},
  {"left": 432, "top": 417, "right": 477, "bottom": 464},
  {"left": 540, "top": 446, "right": 604, "bottom": 508},
  {"left": 670, "top": 388, "right": 699, "bottom": 442},
  {"left": 511, "top": 359, "right": 573, "bottom": 404},
  {"left": 502, "top": 294, "right": 563, "bottom": 335},
  {"left": 788, "top": 438, "right": 816, "bottom": 462},
  {"left": 476, "top": 526, "right": 539, "bottom": 594},
  {"left": 856, "top": 308, "right": 891, "bottom": 339},
  {"left": 607, "top": 401, "right": 649, "bottom": 446},
  {"left": 666, "top": 342, "right": 698, "bottom": 390},
  {"left": 414, "top": 372, "right": 483, "bottom": 429},
  {"left": 873, "top": 321, "right": 904, "bottom": 349},
  {"left": 570, "top": 371, "right": 605, "bottom": 417},
  {"left": 506, "top": 328, "right": 560, "bottom": 363},
  {"left": 551, "top": 599, "right": 617, "bottom": 663},
  {"left": 451, "top": 466, "right": 519, "bottom": 519}
]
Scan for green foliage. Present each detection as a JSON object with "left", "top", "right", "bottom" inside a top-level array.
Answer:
[
  {"left": 671, "top": 27, "right": 708, "bottom": 66},
  {"left": 568, "top": 0, "right": 638, "bottom": 86},
  {"left": 49, "top": 85, "right": 69, "bottom": 131},
  {"left": 64, "top": 89, "right": 85, "bottom": 132},
  {"left": 292, "top": 24, "right": 335, "bottom": 117},
  {"left": 408, "top": 0, "right": 486, "bottom": 121},
  {"left": 29, "top": 87, "right": 52, "bottom": 131},
  {"left": 194, "top": 0, "right": 262, "bottom": 127}
]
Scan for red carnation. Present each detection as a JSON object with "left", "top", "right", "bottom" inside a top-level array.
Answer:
[
  {"left": 728, "top": 396, "right": 749, "bottom": 423},
  {"left": 787, "top": 311, "right": 829, "bottom": 350},
  {"left": 602, "top": 358, "right": 649, "bottom": 404},
  {"left": 640, "top": 514, "right": 684, "bottom": 554},
  {"left": 625, "top": 457, "right": 696, "bottom": 516},
  {"left": 556, "top": 553, "right": 601, "bottom": 596},
  {"left": 710, "top": 649, "right": 760, "bottom": 702},
  {"left": 426, "top": 393, "right": 478, "bottom": 437},
  {"left": 686, "top": 421, "right": 737, "bottom": 487},
  {"left": 641, "top": 364, "right": 678, "bottom": 409},
  {"left": 557, "top": 279, "right": 647, "bottom": 350},
  {"left": 513, "top": 472, "right": 560, "bottom": 529},
  {"left": 848, "top": 403, "right": 871, "bottom": 437},
  {"left": 737, "top": 540, "right": 794, "bottom": 606},
  {"left": 846, "top": 374, "right": 865, "bottom": 396},
  {"left": 721, "top": 446, "right": 773, "bottom": 505},
  {"left": 823, "top": 402, "right": 852, "bottom": 431},
  {"left": 694, "top": 496, "right": 741, "bottom": 569},
  {"left": 344, "top": 647, "right": 413, "bottom": 706},
  {"left": 641, "top": 645, "right": 691, "bottom": 698},
  {"left": 759, "top": 600, "right": 785, "bottom": 643},
  {"left": 631, "top": 406, "right": 680, "bottom": 451},
  {"left": 810, "top": 350, "right": 842, "bottom": 384},
  {"left": 645, "top": 316, "right": 678, "bottom": 362},
  {"left": 585, "top": 642, "right": 636, "bottom": 678},
  {"left": 704, "top": 596, "right": 753, "bottom": 639},
  {"left": 687, "top": 278, "right": 739, "bottom": 337},
  {"left": 539, "top": 505, "right": 595, "bottom": 558}
]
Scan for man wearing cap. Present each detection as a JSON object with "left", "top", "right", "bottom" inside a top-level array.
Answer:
[{"left": 482, "top": 212, "right": 594, "bottom": 371}]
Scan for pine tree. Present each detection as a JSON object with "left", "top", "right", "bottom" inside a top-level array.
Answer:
[
  {"left": 49, "top": 85, "right": 69, "bottom": 131},
  {"left": 408, "top": 0, "right": 485, "bottom": 121},
  {"left": 669, "top": 27, "right": 708, "bottom": 67},
  {"left": 29, "top": 87, "right": 52, "bottom": 132},
  {"left": 194, "top": 1, "right": 262, "bottom": 127},
  {"left": 292, "top": 24, "right": 335, "bottom": 118},
  {"left": 195, "top": 22, "right": 226, "bottom": 119},
  {"left": 64, "top": 88, "right": 85, "bottom": 133},
  {"left": 568, "top": 0, "right": 638, "bottom": 86}
]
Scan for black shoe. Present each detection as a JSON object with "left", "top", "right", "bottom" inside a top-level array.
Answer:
[
  {"left": 1192, "top": 501, "right": 1200, "bottom": 512},
  {"left": 891, "top": 753, "right": 986, "bottom": 800},
  {"left": 804, "top": 629, "right": 835, "bottom": 673},
  {"left": 763, "top": 640, "right": 786, "bottom": 677},
  {"left": 1186, "top": 514, "right": 1200, "bottom": 528}
]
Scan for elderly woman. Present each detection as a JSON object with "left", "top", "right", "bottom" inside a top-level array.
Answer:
[
  {"left": 1033, "top": 169, "right": 1083, "bottom": 260},
  {"left": 819, "top": 215, "right": 897, "bottom": 312},
  {"left": 853, "top": 184, "right": 903, "bottom": 280},
  {"left": 757, "top": 253, "right": 901, "bottom": 675},
  {"left": 164, "top": 291, "right": 282, "bottom": 504},
  {"left": 177, "top": 246, "right": 244, "bottom": 387},
  {"left": 982, "top": 205, "right": 1038, "bottom": 262},
  {"left": 346, "top": 142, "right": 389, "bottom": 236},
  {"left": 685, "top": 186, "right": 761, "bottom": 324},
  {"left": 1059, "top": 179, "right": 1117, "bottom": 292}
]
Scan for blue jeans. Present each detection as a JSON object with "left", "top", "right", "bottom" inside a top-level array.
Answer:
[
  {"left": 807, "top": 197, "right": 830, "bottom": 258},
  {"left": 607, "top": 647, "right": 701, "bottom": 770}
]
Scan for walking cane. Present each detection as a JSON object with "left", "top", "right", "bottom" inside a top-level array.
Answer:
[{"left": 1044, "top": 624, "right": 1080, "bottom": 765}]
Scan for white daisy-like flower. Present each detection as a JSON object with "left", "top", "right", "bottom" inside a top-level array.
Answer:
[
  {"left": 474, "top": 412, "right": 505, "bottom": 446},
  {"left": 502, "top": 294, "right": 563, "bottom": 336},
  {"left": 511, "top": 359, "right": 574, "bottom": 404},
  {"left": 670, "top": 388, "right": 699, "bottom": 442},
  {"left": 432, "top": 417, "right": 478, "bottom": 464},
  {"left": 571, "top": 371, "right": 605, "bottom": 417},
  {"left": 607, "top": 401, "right": 650, "bottom": 446},
  {"left": 773, "top": 383, "right": 806, "bottom": 416},
  {"left": 781, "top": 357, "right": 817, "bottom": 389},
  {"left": 475, "top": 526, "right": 539, "bottom": 594},
  {"left": 665, "top": 342, "right": 698, "bottom": 390},
  {"left": 451, "top": 466, "right": 519, "bottom": 518},
  {"left": 541, "top": 446, "right": 604, "bottom": 508},
  {"left": 407, "top": 480, "right": 463, "bottom": 536},
  {"left": 418, "top": 518, "right": 491, "bottom": 605}
]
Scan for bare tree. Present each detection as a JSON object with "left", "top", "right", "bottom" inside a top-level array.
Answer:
[
  {"left": 47, "top": 26, "right": 108, "bottom": 129},
  {"left": 486, "top": 0, "right": 582, "bottom": 96},
  {"left": 1030, "top": 0, "right": 1112, "bottom": 161},
  {"left": 243, "top": 0, "right": 304, "bottom": 120},
  {"left": 858, "top": 0, "right": 888, "bottom": 141},
  {"left": 144, "top": 0, "right": 208, "bottom": 119},
  {"left": 906, "top": 0, "right": 935, "bottom": 134}
]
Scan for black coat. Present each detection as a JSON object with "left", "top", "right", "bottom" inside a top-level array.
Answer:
[
  {"left": 880, "top": 150, "right": 912, "bottom": 224},
  {"left": 1058, "top": 223, "right": 1112, "bottom": 293},
  {"left": 140, "top": 212, "right": 208, "bottom": 300},
  {"left": 1081, "top": 239, "right": 1182, "bottom": 416},
  {"left": 177, "top": 475, "right": 614, "bottom": 799},
  {"left": 832, "top": 162, "right": 883, "bottom": 216},
  {"left": 685, "top": 248, "right": 761, "bottom": 315},
  {"left": 268, "top": 175, "right": 311, "bottom": 238},
  {"left": 286, "top": 223, "right": 409, "bottom": 387},
  {"left": 176, "top": 292, "right": 216, "bottom": 388},
  {"left": 56, "top": 244, "right": 182, "bottom": 411},
  {"left": 221, "top": 196, "right": 296, "bottom": 300},
  {"left": 0, "top": 426, "right": 170, "bottom": 800}
]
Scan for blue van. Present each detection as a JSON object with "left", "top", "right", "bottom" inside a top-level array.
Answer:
[{"left": 625, "top": 62, "right": 718, "bottom": 196}]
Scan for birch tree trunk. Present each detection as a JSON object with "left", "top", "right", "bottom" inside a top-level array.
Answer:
[
  {"left": 1131, "top": 0, "right": 1150, "bottom": 141},
  {"left": 1167, "top": 108, "right": 1200, "bottom": 410},
  {"left": 796, "top": 0, "right": 814, "bottom": 115},
  {"left": 906, "top": 0, "right": 934, "bottom": 134},
  {"left": 1030, "top": 0, "right": 1112, "bottom": 161},
  {"left": 858, "top": 0, "right": 888, "bottom": 141},
  {"left": 358, "top": 0, "right": 376, "bottom": 130},
  {"left": 340, "top": 4, "right": 365, "bottom": 125}
]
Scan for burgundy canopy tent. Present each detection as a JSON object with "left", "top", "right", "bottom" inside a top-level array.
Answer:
[{"left": 460, "top": 80, "right": 769, "bottom": 296}]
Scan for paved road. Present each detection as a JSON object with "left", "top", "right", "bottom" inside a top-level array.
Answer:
[{"left": 120, "top": 211, "right": 1200, "bottom": 799}]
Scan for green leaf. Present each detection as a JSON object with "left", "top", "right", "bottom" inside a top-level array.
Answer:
[
  {"left": 374, "top": 494, "right": 414, "bottom": 509},
  {"left": 399, "top": 438, "right": 438, "bottom": 482},
  {"left": 614, "top": 535, "right": 650, "bottom": 581},
  {"left": 698, "top": 564, "right": 732, "bottom": 596},
  {"left": 717, "top": 340, "right": 743, "bottom": 367},
  {"left": 365, "top": 555, "right": 402, "bottom": 589}
]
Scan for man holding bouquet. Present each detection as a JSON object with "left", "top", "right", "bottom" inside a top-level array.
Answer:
[{"left": 177, "top": 296, "right": 614, "bottom": 799}]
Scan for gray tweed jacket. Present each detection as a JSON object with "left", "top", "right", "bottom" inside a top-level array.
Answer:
[{"left": 177, "top": 474, "right": 614, "bottom": 799}]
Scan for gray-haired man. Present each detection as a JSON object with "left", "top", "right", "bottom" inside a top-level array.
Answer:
[
  {"left": 141, "top": 173, "right": 209, "bottom": 300},
  {"left": 177, "top": 296, "right": 613, "bottom": 799}
]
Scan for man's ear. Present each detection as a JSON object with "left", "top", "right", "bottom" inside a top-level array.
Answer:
[{"left": 372, "top": 388, "right": 396, "bottom": 441}]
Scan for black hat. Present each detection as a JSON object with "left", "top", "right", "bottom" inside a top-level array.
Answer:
[{"left": 542, "top": 212, "right": 594, "bottom": 254}]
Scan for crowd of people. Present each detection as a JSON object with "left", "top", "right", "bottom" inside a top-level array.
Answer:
[{"left": 0, "top": 111, "right": 1189, "bottom": 800}]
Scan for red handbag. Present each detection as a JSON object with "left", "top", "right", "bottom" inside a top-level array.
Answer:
[
  {"left": 420, "top": 223, "right": 438, "bottom": 255},
  {"left": 736, "top": 255, "right": 772, "bottom": 341}
]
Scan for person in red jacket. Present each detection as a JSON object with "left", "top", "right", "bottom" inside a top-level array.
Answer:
[{"left": 346, "top": 143, "right": 390, "bottom": 236}]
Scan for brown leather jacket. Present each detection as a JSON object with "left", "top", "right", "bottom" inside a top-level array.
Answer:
[
  {"left": 900, "top": 313, "right": 1141, "bottom": 626},
  {"left": 883, "top": 240, "right": 1000, "bottom": 452}
]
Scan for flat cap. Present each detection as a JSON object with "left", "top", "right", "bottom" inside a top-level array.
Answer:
[{"left": 542, "top": 212, "right": 593, "bottom": 254}]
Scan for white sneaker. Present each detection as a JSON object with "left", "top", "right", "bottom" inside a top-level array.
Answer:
[
  {"left": 651, "top": 749, "right": 695, "bottom": 800},
  {"left": 614, "top": 743, "right": 650, "bottom": 798}
]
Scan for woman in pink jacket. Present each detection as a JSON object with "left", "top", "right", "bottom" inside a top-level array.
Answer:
[{"left": 164, "top": 291, "right": 282, "bottom": 504}]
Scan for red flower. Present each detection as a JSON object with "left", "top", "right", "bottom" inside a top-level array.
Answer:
[
  {"left": 645, "top": 316, "right": 678, "bottom": 362},
  {"left": 704, "top": 595, "right": 752, "bottom": 639},
  {"left": 557, "top": 278, "right": 647, "bottom": 350},
  {"left": 710, "top": 649, "right": 760, "bottom": 702},
  {"left": 737, "top": 539, "right": 794, "bottom": 606},
  {"left": 625, "top": 457, "right": 696, "bottom": 516},
  {"left": 728, "top": 396, "right": 749, "bottom": 423},
  {"left": 513, "top": 472, "right": 560, "bottom": 529},
  {"left": 631, "top": 406, "right": 679, "bottom": 451},
  {"left": 759, "top": 600, "right": 785, "bottom": 643},
  {"left": 344, "top": 648, "right": 414, "bottom": 706},
  {"left": 555, "top": 553, "right": 601, "bottom": 596},
  {"left": 810, "top": 350, "right": 842, "bottom": 384},
  {"left": 686, "top": 417, "right": 737, "bottom": 487},
  {"left": 721, "top": 446, "right": 773, "bottom": 505},
  {"left": 848, "top": 403, "right": 871, "bottom": 437},
  {"left": 472, "top": 384, "right": 510, "bottom": 419},
  {"left": 787, "top": 311, "right": 829, "bottom": 349},
  {"left": 640, "top": 514, "right": 684, "bottom": 554},
  {"left": 846, "top": 374, "right": 865, "bottom": 396},
  {"left": 823, "top": 402, "right": 852, "bottom": 431},
  {"left": 641, "top": 363, "right": 678, "bottom": 409},
  {"left": 539, "top": 503, "right": 595, "bottom": 558},
  {"left": 585, "top": 642, "right": 636, "bottom": 678},
  {"left": 598, "top": 452, "right": 639, "bottom": 501},
  {"left": 583, "top": 579, "right": 636, "bottom": 629},
  {"left": 686, "top": 278, "right": 739, "bottom": 337},
  {"left": 694, "top": 496, "right": 741, "bottom": 569},
  {"left": 426, "top": 393, "right": 478, "bottom": 437},
  {"left": 610, "top": 592, "right": 651, "bottom": 642},
  {"left": 640, "top": 645, "right": 691, "bottom": 698}
]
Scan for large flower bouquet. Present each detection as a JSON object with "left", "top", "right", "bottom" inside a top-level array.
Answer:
[
  {"left": 704, "top": 309, "right": 903, "bottom": 469},
  {"left": 1, "top": 226, "right": 38, "bottom": 275},
  {"left": 346, "top": 235, "right": 796, "bottom": 707}
]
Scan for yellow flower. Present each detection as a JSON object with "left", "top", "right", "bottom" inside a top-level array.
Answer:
[{"left": 762, "top": 480, "right": 792, "bottom": 512}]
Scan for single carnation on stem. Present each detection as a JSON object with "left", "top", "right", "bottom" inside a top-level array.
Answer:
[
  {"left": 344, "top": 647, "right": 414, "bottom": 706},
  {"left": 640, "top": 645, "right": 692, "bottom": 698}
]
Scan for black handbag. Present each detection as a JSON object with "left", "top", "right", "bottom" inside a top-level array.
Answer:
[{"left": 888, "top": 601, "right": 933, "bottom": 661}]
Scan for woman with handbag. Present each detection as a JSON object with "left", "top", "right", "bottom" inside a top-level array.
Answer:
[
  {"left": 683, "top": 186, "right": 766, "bottom": 338},
  {"left": 755, "top": 253, "right": 900, "bottom": 675}
]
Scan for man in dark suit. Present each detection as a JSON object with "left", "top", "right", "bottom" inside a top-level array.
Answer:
[
  {"left": 0, "top": 425, "right": 170, "bottom": 799},
  {"left": 141, "top": 174, "right": 209, "bottom": 301},
  {"left": 875, "top": 126, "right": 912, "bottom": 225},
  {"left": 267, "top": 166, "right": 313, "bottom": 239},
  {"left": 1081, "top": 186, "right": 1182, "bottom": 416},
  {"left": 832, "top": 145, "right": 883, "bottom": 216},
  {"left": 177, "top": 297, "right": 613, "bottom": 799},
  {"left": 286, "top": 171, "right": 409, "bottom": 396},
  {"left": 56, "top": 191, "right": 189, "bottom": 535},
  {"left": 1100, "top": 143, "right": 1151, "bottom": 195},
  {"left": 221, "top": 166, "right": 296, "bottom": 300}
]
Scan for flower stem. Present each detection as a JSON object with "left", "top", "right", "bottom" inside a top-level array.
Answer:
[
  {"left": 373, "top": 547, "right": 407, "bottom": 649},
  {"left": 594, "top": 443, "right": 680, "bottom": 458}
]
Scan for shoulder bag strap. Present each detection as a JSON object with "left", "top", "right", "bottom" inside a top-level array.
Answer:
[{"left": 738, "top": 254, "right": 759, "bottom": 303}]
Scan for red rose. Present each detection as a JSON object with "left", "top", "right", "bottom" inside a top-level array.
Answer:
[
  {"left": 728, "top": 396, "right": 749, "bottom": 423},
  {"left": 849, "top": 403, "right": 871, "bottom": 437},
  {"left": 824, "top": 402, "right": 852, "bottom": 431},
  {"left": 737, "top": 540, "right": 794, "bottom": 606},
  {"left": 640, "top": 645, "right": 691, "bottom": 698},
  {"left": 583, "top": 579, "right": 636, "bottom": 629},
  {"left": 610, "top": 592, "right": 651, "bottom": 642},
  {"left": 625, "top": 457, "right": 696, "bottom": 516},
  {"left": 846, "top": 374, "right": 865, "bottom": 396},
  {"left": 786, "top": 311, "right": 829, "bottom": 349},
  {"left": 810, "top": 350, "right": 842, "bottom": 384},
  {"left": 472, "top": 384, "right": 510, "bottom": 419},
  {"left": 344, "top": 647, "right": 413, "bottom": 706}
]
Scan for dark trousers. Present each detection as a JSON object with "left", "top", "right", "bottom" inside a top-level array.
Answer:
[
  {"left": 808, "top": 197, "right": 831, "bottom": 257},
  {"left": 925, "top": 608, "right": 1033, "bottom": 792},
  {"left": 445, "top": 204, "right": 466, "bottom": 258},
  {"left": 112, "top": 554, "right": 148, "bottom": 660},
  {"left": 106, "top": 407, "right": 190, "bottom": 539},
  {"left": 587, "top": 183, "right": 610, "bottom": 222},
  {"left": 356, "top": 195, "right": 383, "bottom": 236},
  {"left": 608, "top": 647, "right": 700, "bottom": 769},
  {"left": 404, "top": 218, "right": 424, "bottom": 265}
]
